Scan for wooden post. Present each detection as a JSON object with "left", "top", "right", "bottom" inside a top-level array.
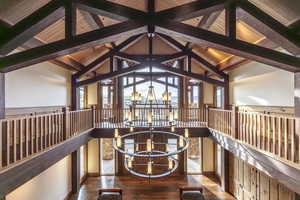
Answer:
[
  {"left": 232, "top": 105, "right": 239, "bottom": 139},
  {"left": 221, "top": 147, "right": 230, "bottom": 192},
  {"left": 92, "top": 105, "right": 97, "bottom": 128},
  {"left": 71, "top": 149, "right": 80, "bottom": 194},
  {"left": 0, "top": 73, "right": 4, "bottom": 119},
  {"left": 71, "top": 75, "right": 79, "bottom": 111},
  {"left": 295, "top": 73, "right": 300, "bottom": 192},
  {"left": 222, "top": 76, "right": 230, "bottom": 110},
  {"left": 62, "top": 107, "right": 70, "bottom": 139}
]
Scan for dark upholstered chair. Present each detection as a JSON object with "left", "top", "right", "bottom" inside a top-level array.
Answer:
[
  {"left": 98, "top": 188, "right": 122, "bottom": 200},
  {"left": 179, "top": 186, "right": 205, "bottom": 200}
]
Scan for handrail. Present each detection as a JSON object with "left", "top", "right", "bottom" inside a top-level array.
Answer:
[{"left": 0, "top": 108, "right": 93, "bottom": 171}]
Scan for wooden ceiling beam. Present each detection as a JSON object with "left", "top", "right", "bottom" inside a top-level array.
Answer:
[
  {"left": 237, "top": 1, "right": 300, "bottom": 55},
  {"left": 0, "top": 0, "right": 65, "bottom": 55},
  {"left": 225, "top": 1, "right": 236, "bottom": 39},
  {"left": 74, "top": 33, "right": 145, "bottom": 79},
  {"left": 76, "top": 62, "right": 150, "bottom": 87},
  {"left": 156, "top": 0, "right": 225, "bottom": 22},
  {"left": 289, "top": 20, "right": 300, "bottom": 34},
  {"left": 156, "top": 21, "right": 300, "bottom": 72},
  {"left": 114, "top": 51, "right": 187, "bottom": 63},
  {"left": 218, "top": 38, "right": 279, "bottom": 71},
  {"left": 185, "top": 11, "right": 222, "bottom": 49},
  {"left": 0, "top": 19, "right": 86, "bottom": 73},
  {"left": 158, "top": 33, "right": 227, "bottom": 78},
  {"left": 65, "top": 1, "right": 77, "bottom": 39},
  {"left": 77, "top": 0, "right": 147, "bottom": 22},
  {"left": 0, "top": 21, "right": 147, "bottom": 73}
]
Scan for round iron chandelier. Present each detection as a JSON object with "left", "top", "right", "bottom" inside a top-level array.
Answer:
[{"left": 113, "top": 129, "right": 190, "bottom": 179}]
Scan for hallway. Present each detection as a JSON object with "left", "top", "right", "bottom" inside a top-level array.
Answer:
[{"left": 69, "top": 175, "right": 236, "bottom": 200}]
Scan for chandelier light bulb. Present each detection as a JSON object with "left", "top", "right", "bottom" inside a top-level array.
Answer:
[
  {"left": 184, "top": 128, "right": 189, "bottom": 138},
  {"left": 130, "top": 126, "right": 134, "bottom": 132},
  {"left": 147, "top": 139, "right": 152, "bottom": 152},
  {"left": 128, "top": 111, "right": 132, "bottom": 122},
  {"left": 116, "top": 136, "right": 122, "bottom": 148},
  {"left": 128, "top": 158, "right": 133, "bottom": 169},
  {"left": 179, "top": 136, "right": 184, "bottom": 148},
  {"left": 148, "top": 112, "right": 153, "bottom": 124},
  {"left": 168, "top": 158, "right": 173, "bottom": 170},
  {"left": 147, "top": 161, "right": 152, "bottom": 175},
  {"left": 135, "top": 143, "right": 139, "bottom": 152},
  {"left": 166, "top": 144, "right": 169, "bottom": 152},
  {"left": 169, "top": 111, "right": 174, "bottom": 122},
  {"left": 114, "top": 129, "right": 119, "bottom": 138},
  {"left": 174, "top": 111, "right": 178, "bottom": 120},
  {"left": 171, "top": 126, "right": 175, "bottom": 132}
]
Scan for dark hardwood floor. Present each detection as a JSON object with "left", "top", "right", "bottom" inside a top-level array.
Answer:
[{"left": 69, "top": 175, "right": 236, "bottom": 200}]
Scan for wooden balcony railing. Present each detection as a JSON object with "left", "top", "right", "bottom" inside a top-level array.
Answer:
[
  {"left": 208, "top": 108, "right": 300, "bottom": 165},
  {"left": 1, "top": 105, "right": 299, "bottom": 174},
  {"left": 0, "top": 108, "right": 93, "bottom": 171},
  {"left": 94, "top": 107, "right": 208, "bottom": 128}
]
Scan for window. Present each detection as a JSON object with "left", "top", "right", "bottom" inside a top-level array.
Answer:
[
  {"left": 216, "top": 87, "right": 223, "bottom": 108},
  {"left": 79, "top": 87, "right": 86, "bottom": 109}
]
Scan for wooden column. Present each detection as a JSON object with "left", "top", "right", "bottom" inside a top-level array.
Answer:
[
  {"left": 222, "top": 76, "right": 230, "bottom": 109},
  {"left": 71, "top": 75, "right": 79, "bottom": 110},
  {"left": 221, "top": 147, "right": 230, "bottom": 192},
  {"left": 0, "top": 73, "right": 4, "bottom": 119},
  {"left": 71, "top": 149, "right": 80, "bottom": 194},
  {"left": 97, "top": 82, "right": 103, "bottom": 109},
  {"left": 294, "top": 73, "right": 300, "bottom": 117},
  {"left": 295, "top": 73, "right": 300, "bottom": 200},
  {"left": 221, "top": 76, "right": 230, "bottom": 192}
]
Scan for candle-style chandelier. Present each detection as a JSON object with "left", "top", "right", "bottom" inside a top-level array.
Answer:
[{"left": 113, "top": 64, "right": 190, "bottom": 179}]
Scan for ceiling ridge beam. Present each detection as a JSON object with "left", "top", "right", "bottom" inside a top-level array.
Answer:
[
  {"left": 156, "top": 0, "right": 226, "bottom": 22},
  {"left": 158, "top": 33, "right": 227, "bottom": 78},
  {"left": 0, "top": 21, "right": 147, "bottom": 73},
  {"left": 236, "top": 0, "right": 300, "bottom": 55},
  {"left": 74, "top": 33, "right": 145, "bottom": 79},
  {"left": 156, "top": 21, "right": 300, "bottom": 72},
  {"left": 0, "top": 0, "right": 65, "bottom": 55}
]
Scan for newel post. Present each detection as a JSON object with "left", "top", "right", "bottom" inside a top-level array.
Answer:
[
  {"left": 231, "top": 105, "right": 239, "bottom": 139},
  {"left": 92, "top": 105, "right": 97, "bottom": 128},
  {"left": 206, "top": 104, "right": 210, "bottom": 127},
  {"left": 62, "top": 107, "right": 70, "bottom": 140}
]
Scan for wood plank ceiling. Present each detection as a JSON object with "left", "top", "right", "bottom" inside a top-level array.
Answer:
[{"left": 0, "top": 0, "right": 299, "bottom": 73}]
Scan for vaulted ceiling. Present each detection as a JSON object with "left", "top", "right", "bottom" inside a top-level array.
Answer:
[{"left": 0, "top": 0, "right": 299, "bottom": 82}]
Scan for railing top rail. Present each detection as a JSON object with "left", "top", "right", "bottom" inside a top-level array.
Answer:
[
  {"left": 238, "top": 110, "right": 298, "bottom": 120},
  {"left": 0, "top": 111, "right": 64, "bottom": 122},
  {"left": 209, "top": 108, "right": 232, "bottom": 112}
]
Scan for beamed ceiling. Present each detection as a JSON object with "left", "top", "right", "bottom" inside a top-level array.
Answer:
[{"left": 0, "top": 0, "right": 299, "bottom": 87}]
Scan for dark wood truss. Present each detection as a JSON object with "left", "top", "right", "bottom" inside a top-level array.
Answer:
[{"left": 0, "top": 0, "right": 299, "bottom": 86}]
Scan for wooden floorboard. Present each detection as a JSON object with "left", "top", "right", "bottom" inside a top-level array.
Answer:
[{"left": 69, "top": 175, "right": 236, "bottom": 200}]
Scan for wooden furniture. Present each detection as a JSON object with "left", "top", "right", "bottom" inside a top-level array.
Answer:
[
  {"left": 98, "top": 188, "right": 122, "bottom": 200},
  {"left": 179, "top": 186, "right": 204, "bottom": 200}
]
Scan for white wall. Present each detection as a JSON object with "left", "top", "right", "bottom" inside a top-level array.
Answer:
[
  {"left": 7, "top": 156, "right": 72, "bottom": 200},
  {"left": 229, "top": 62, "right": 294, "bottom": 106},
  {"left": 87, "top": 83, "right": 98, "bottom": 106},
  {"left": 5, "top": 62, "right": 71, "bottom": 108}
]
